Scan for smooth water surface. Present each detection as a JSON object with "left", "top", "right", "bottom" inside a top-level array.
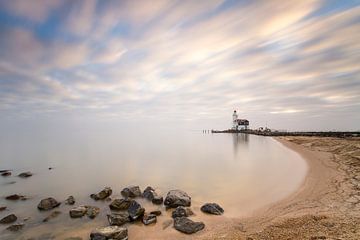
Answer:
[{"left": 0, "top": 128, "right": 307, "bottom": 239}]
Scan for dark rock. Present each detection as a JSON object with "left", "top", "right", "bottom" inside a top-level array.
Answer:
[
  {"left": 86, "top": 206, "right": 100, "bottom": 219},
  {"left": 48, "top": 167, "right": 53, "bottom": 170},
  {"left": 109, "top": 198, "right": 133, "bottom": 211},
  {"left": 69, "top": 206, "right": 88, "bottom": 218},
  {"left": 43, "top": 211, "right": 61, "bottom": 222},
  {"left": 5, "top": 194, "right": 27, "bottom": 201},
  {"left": 127, "top": 200, "right": 145, "bottom": 221},
  {"left": 142, "top": 213, "right": 157, "bottom": 225},
  {"left": 1, "top": 171, "right": 11, "bottom": 176},
  {"left": 18, "top": 171, "right": 33, "bottom": 178},
  {"left": 0, "top": 214, "right": 17, "bottom": 224},
  {"left": 162, "top": 219, "right": 173, "bottom": 229},
  {"left": 107, "top": 212, "right": 130, "bottom": 226},
  {"left": 200, "top": 203, "right": 224, "bottom": 215},
  {"left": 142, "top": 186, "right": 164, "bottom": 204},
  {"left": 65, "top": 196, "right": 75, "bottom": 205},
  {"left": 0, "top": 170, "right": 11, "bottom": 173},
  {"left": 90, "top": 187, "right": 112, "bottom": 200},
  {"left": 38, "top": 198, "right": 60, "bottom": 211},
  {"left": 164, "top": 190, "right": 191, "bottom": 208},
  {"left": 121, "top": 185, "right": 141, "bottom": 198},
  {"left": 174, "top": 217, "right": 205, "bottom": 234},
  {"left": 6, "top": 223, "right": 24, "bottom": 232},
  {"left": 150, "top": 210, "right": 161, "bottom": 216},
  {"left": 0, "top": 206, "right": 6, "bottom": 211},
  {"left": 172, "top": 206, "right": 193, "bottom": 218},
  {"left": 90, "top": 226, "right": 128, "bottom": 240}
]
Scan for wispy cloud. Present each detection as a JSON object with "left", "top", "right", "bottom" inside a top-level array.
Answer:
[{"left": 0, "top": 0, "right": 359, "bottom": 130}]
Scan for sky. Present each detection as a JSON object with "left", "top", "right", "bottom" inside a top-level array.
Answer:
[{"left": 0, "top": 0, "right": 359, "bottom": 131}]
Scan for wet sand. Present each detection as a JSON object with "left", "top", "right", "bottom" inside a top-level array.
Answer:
[{"left": 196, "top": 136, "right": 360, "bottom": 239}]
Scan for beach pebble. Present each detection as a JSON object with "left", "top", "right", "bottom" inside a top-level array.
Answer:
[
  {"left": 43, "top": 211, "right": 61, "bottom": 222},
  {"left": 38, "top": 198, "right": 61, "bottom": 211},
  {"left": 6, "top": 223, "right": 24, "bottom": 232},
  {"left": 90, "top": 187, "right": 112, "bottom": 200},
  {"left": 65, "top": 196, "right": 75, "bottom": 205},
  {"left": 143, "top": 186, "right": 164, "bottom": 204},
  {"left": 200, "top": 203, "right": 224, "bottom": 215},
  {"left": 164, "top": 190, "right": 191, "bottom": 208},
  {"left": 90, "top": 226, "right": 128, "bottom": 240},
  {"left": 127, "top": 200, "right": 145, "bottom": 221},
  {"left": 86, "top": 206, "right": 100, "bottom": 219},
  {"left": 0, "top": 214, "right": 17, "bottom": 224},
  {"left": 109, "top": 198, "right": 133, "bottom": 211},
  {"left": 107, "top": 212, "right": 130, "bottom": 226},
  {"left": 18, "top": 171, "right": 33, "bottom": 178},
  {"left": 121, "top": 185, "right": 142, "bottom": 198},
  {"left": 142, "top": 213, "right": 157, "bottom": 225},
  {"left": 172, "top": 206, "right": 193, "bottom": 218},
  {"left": 69, "top": 206, "right": 88, "bottom": 218},
  {"left": 173, "top": 217, "right": 205, "bottom": 234}
]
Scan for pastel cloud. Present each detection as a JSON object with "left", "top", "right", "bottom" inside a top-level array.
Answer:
[{"left": 0, "top": 0, "right": 359, "bottom": 130}]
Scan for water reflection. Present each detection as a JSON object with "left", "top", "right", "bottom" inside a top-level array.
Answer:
[{"left": 232, "top": 133, "right": 249, "bottom": 155}]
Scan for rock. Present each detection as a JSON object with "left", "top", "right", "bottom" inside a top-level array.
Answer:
[
  {"left": 90, "top": 187, "right": 112, "bottom": 200},
  {"left": 162, "top": 219, "right": 173, "bottom": 229},
  {"left": 90, "top": 226, "right": 128, "bottom": 240},
  {"left": 142, "top": 186, "right": 164, "bottom": 204},
  {"left": 6, "top": 223, "right": 24, "bottom": 232},
  {"left": 43, "top": 211, "right": 61, "bottom": 222},
  {"left": 18, "top": 171, "right": 33, "bottom": 178},
  {"left": 150, "top": 210, "right": 161, "bottom": 216},
  {"left": 38, "top": 198, "right": 60, "bottom": 211},
  {"left": 0, "top": 214, "right": 17, "bottom": 224},
  {"left": 200, "top": 203, "right": 224, "bottom": 215},
  {"left": 5, "top": 194, "right": 27, "bottom": 201},
  {"left": 127, "top": 200, "right": 145, "bottom": 221},
  {"left": 0, "top": 170, "right": 11, "bottom": 173},
  {"left": 109, "top": 198, "right": 133, "bottom": 211},
  {"left": 107, "top": 212, "right": 130, "bottom": 226},
  {"left": 1, "top": 171, "right": 11, "bottom": 176},
  {"left": 65, "top": 196, "right": 75, "bottom": 205},
  {"left": 121, "top": 186, "right": 142, "bottom": 198},
  {"left": 0, "top": 206, "right": 6, "bottom": 211},
  {"left": 48, "top": 167, "right": 53, "bottom": 170},
  {"left": 164, "top": 190, "right": 191, "bottom": 208},
  {"left": 142, "top": 213, "right": 157, "bottom": 225},
  {"left": 69, "top": 206, "right": 88, "bottom": 218},
  {"left": 172, "top": 206, "right": 193, "bottom": 218},
  {"left": 174, "top": 217, "right": 205, "bottom": 234},
  {"left": 86, "top": 206, "right": 100, "bottom": 219}
]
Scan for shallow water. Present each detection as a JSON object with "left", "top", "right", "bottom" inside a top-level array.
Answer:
[{"left": 0, "top": 129, "right": 307, "bottom": 239}]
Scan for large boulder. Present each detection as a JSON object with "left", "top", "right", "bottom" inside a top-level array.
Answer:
[
  {"left": 164, "top": 190, "right": 191, "bottom": 208},
  {"left": 38, "top": 198, "right": 61, "bottom": 211},
  {"left": 200, "top": 203, "right": 224, "bottom": 215},
  {"left": 0, "top": 214, "right": 17, "bottom": 224},
  {"left": 142, "top": 186, "right": 163, "bottom": 205},
  {"left": 127, "top": 200, "right": 145, "bottom": 221},
  {"left": 142, "top": 213, "right": 157, "bottom": 225},
  {"left": 107, "top": 212, "right": 130, "bottom": 226},
  {"left": 18, "top": 171, "right": 33, "bottom": 178},
  {"left": 121, "top": 186, "right": 141, "bottom": 198},
  {"left": 174, "top": 217, "right": 205, "bottom": 234},
  {"left": 91, "top": 187, "right": 112, "bottom": 200},
  {"left": 109, "top": 198, "right": 133, "bottom": 211},
  {"left": 172, "top": 206, "right": 193, "bottom": 218},
  {"left": 69, "top": 206, "right": 88, "bottom": 218},
  {"left": 90, "top": 226, "right": 128, "bottom": 240}
]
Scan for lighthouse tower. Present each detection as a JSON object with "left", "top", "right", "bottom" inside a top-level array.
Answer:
[{"left": 232, "top": 110, "right": 238, "bottom": 129}]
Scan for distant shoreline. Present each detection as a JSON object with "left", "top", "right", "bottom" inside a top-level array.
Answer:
[{"left": 211, "top": 129, "right": 360, "bottom": 137}]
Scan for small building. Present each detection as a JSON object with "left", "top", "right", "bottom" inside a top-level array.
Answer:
[{"left": 232, "top": 110, "right": 249, "bottom": 130}]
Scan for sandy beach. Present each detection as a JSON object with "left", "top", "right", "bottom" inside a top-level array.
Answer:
[{"left": 196, "top": 136, "right": 360, "bottom": 240}]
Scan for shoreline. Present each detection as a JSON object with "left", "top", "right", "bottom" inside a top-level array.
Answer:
[{"left": 198, "top": 136, "right": 360, "bottom": 239}]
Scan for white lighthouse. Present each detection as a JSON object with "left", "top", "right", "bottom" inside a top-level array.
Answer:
[{"left": 232, "top": 110, "right": 238, "bottom": 129}]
